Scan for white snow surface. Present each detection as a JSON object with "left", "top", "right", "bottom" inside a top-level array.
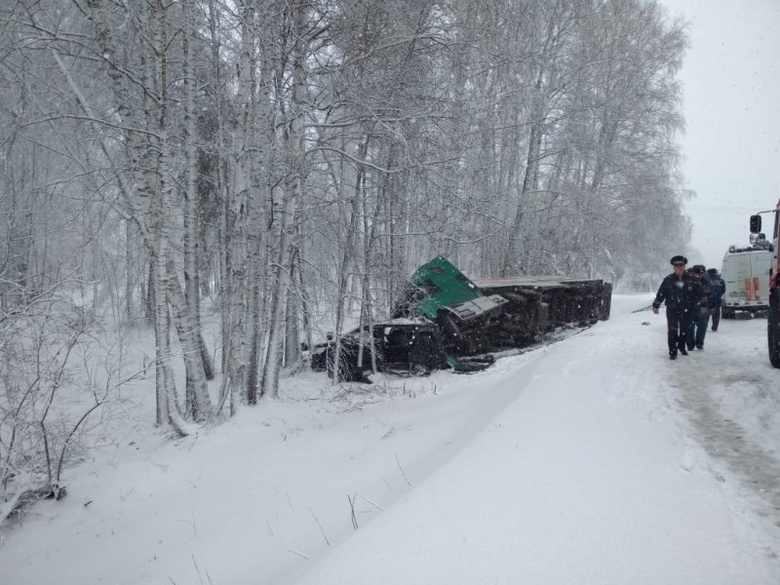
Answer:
[{"left": 3, "top": 294, "right": 780, "bottom": 584}]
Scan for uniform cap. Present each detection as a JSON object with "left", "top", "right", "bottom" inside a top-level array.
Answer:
[
  {"left": 670, "top": 255, "right": 687, "bottom": 265},
  {"left": 692, "top": 264, "right": 706, "bottom": 274}
]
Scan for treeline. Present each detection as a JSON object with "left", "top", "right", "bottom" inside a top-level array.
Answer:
[{"left": 0, "top": 0, "right": 689, "bottom": 434}]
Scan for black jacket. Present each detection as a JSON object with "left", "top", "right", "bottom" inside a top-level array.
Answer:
[
  {"left": 707, "top": 275, "right": 726, "bottom": 307},
  {"left": 652, "top": 271, "right": 706, "bottom": 311}
]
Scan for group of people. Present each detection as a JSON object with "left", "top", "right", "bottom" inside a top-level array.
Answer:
[{"left": 651, "top": 255, "right": 726, "bottom": 360}]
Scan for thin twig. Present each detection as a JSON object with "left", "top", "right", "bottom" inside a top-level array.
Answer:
[
  {"left": 358, "top": 491, "right": 385, "bottom": 511},
  {"left": 309, "top": 507, "right": 330, "bottom": 546},
  {"left": 348, "top": 494, "right": 358, "bottom": 530},
  {"left": 396, "top": 454, "right": 412, "bottom": 486},
  {"left": 289, "top": 549, "right": 310, "bottom": 560}
]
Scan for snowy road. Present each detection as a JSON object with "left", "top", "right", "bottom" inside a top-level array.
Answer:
[
  {"left": 286, "top": 296, "right": 780, "bottom": 584},
  {"left": 4, "top": 295, "right": 780, "bottom": 585},
  {"left": 666, "top": 323, "right": 780, "bottom": 526}
]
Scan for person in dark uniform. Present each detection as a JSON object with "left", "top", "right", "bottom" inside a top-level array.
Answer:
[
  {"left": 686, "top": 265, "right": 711, "bottom": 350},
  {"left": 651, "top": 255, "right": 705, "bottom": 360},
  {"left": 706, "top": 267, "right": 726, "bottom": 331}
]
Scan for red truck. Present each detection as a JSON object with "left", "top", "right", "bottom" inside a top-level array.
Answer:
[{"left": 749, "top": 207, "right": 780, "bottom": 366}]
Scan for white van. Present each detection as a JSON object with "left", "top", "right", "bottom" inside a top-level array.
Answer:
[{"left": 720, "top": 245, "right": 772, "bottom": 317}]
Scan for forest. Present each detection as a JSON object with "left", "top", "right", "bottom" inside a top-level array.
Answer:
[{"left": 0, "top": 0, "right": 690, "bottom": 511}]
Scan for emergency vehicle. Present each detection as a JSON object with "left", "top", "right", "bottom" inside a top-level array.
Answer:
[{"left": 720, "top": 244, "right": 771, "bottom": 319}]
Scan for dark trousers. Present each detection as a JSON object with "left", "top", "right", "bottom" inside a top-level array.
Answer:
[
  {"left": 689, "top": 309, "right": 708, "bottom": 348},
  {"left": 710, "top": 305, "right": 721, "bottom": 331},
  {"left": 666, "top": 308, "right": 691, "bottom": 353}
]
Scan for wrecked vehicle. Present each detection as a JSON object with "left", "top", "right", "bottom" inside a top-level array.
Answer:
[{"left": 312, "top": 256, "right": 612, "bottom": 381}]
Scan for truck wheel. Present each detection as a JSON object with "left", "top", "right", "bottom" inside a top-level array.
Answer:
[{"left": 768, "top": 297, "right": 780, "bottom": 368}]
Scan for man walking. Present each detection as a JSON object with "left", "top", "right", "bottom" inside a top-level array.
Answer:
[
  {"left": 687, "top": 265, "right": 711, "bottom": 350},
  {"left": 706, "top": 267, "right": 726, "bottom": 331},
  {"left": 652, "top": 255, "right": 705, "bottom": 360}
]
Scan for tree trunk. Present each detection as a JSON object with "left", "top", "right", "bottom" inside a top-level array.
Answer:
[
  {"left": 261, "top": 2, "right": 308, "bottom": 398},
  {"left": 225, "top": 0, "right": 257, "bottom": 405},
  {"left": 166, "top": 264, "right": 214, "bottom": 421},
  {"left": 182, "top": 0, "right": 215, "bottom": 391}
]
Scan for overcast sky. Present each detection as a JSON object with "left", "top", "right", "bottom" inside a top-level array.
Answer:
[{"left": 660, "top": 0, "right": 780, "bottom": 269}]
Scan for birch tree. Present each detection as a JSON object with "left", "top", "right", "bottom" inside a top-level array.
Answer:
[
  {"left": 260, "top": 1, "right": 309, "bottom": 397},
  {"left": 80, "top": 0, "right": 213, "bottom": 429}
]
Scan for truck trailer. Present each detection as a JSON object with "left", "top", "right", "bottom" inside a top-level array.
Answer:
[{"left": 312, "top": 256, "right": 612, "bottom": 380}]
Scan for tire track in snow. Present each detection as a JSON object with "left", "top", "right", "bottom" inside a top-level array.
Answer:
[{"left": 672, "top": 363, "right": 780, "bottom": 527}]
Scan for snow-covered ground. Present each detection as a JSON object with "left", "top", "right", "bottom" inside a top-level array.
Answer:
[{"left": 3, "top": 294, "right": 780, "bottom": 584}]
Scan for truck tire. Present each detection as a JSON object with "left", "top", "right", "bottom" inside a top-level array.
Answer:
[{"left": 768, "top": 294, "right": 780, "bottom": 368}]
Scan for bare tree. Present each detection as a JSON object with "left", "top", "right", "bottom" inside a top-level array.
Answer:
[{"left": 0, "top": 0, "right": 691, "bottom": 439}]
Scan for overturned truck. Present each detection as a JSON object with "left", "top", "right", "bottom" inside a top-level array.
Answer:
[{"left": 312, "top": 256, "right": 612, "bottom": 380}]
